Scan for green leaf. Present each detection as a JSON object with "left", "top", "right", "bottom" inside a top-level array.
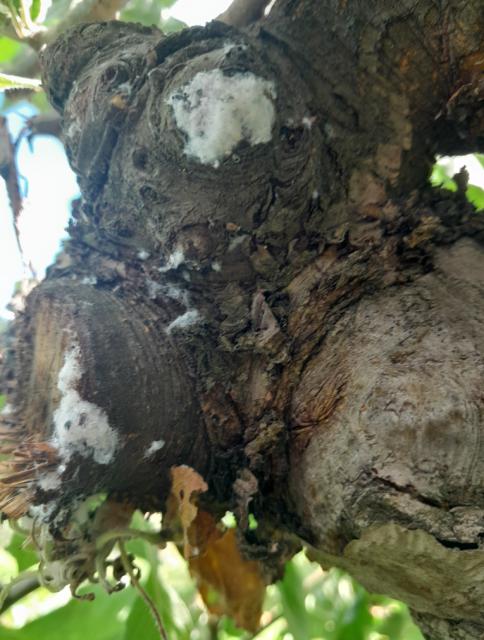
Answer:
[
  {"left": 0, "top": 37, "right": 21, "bottom": 63},
  {"left": 124, "top": 590, "right": 162, "bottom": 640},
  {"left": 30, "top": 89, "right": 50, "bottom": 112},
  {"left": 29, "top": 0, "right": 40, "bottom": 21},
  {"left": 370, "top": 599, "right": 424, "bottom": 639},
  {"left": 6, "top": 533, "right": 38, "bottom": 573},
  {"left": 430, "top": 162, "right": 457, "bottom": 192},
  {"left": 119, "top": 0, "right": 178, "bottom": 27},
  {"left": 0, "top": 395, "right": 5, "bottom": 412},
  {"left": 216, "top": 615, "right": 247, "bottom": 638},
  {"left": 337, "top": 592, "right": 372, "bottom": 640},
  {"left": 0, "top": 72, "right": 41, "bottom": 91},
  {"left": 276, "top": 561, "right": 310, "bottom": 640},
  {"left": 466, "top": 184, "right": 484, "bottom": 211},
  {"left": 123, "top": 569, "right": 191, "bottom": 640},
  {"left": 0, "top": 584, "right": 137, "bottom": 640},
  {"left": 475, "top": 154, "right": 484, "bottom": 171},
  {"left": 161, "top": 16, "right": 187, "bottom": 34},
  {"left": 221, "top": 511, "right": 237, "bottom": 529}
]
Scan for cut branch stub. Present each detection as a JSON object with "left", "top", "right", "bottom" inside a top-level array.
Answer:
[{"left": 3, "top": 279, "right": 206, "bottom": 523}]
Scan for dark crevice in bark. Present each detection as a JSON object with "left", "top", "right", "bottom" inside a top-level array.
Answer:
[
  {"left": 435, "top": 539, "right": 479, "bottom": 551},
  {"left": 373, "top": 474, "right": 448, "bottom": 510}
]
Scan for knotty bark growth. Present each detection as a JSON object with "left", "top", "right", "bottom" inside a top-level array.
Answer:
[{"left": 1, "top": 2, "right": 484, "bottom": 638}]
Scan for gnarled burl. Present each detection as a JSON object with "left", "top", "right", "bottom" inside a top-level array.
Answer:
[{"left": 1, "top": 2, "right": 484, "bottom": 638}]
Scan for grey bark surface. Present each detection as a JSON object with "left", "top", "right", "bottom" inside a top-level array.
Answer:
[{"left": 1, "top": 1, "right": 484, "bottom": 637}]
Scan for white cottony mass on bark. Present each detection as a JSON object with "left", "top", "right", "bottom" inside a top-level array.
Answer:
[
  {"left": 53, "top": 342, "right": 119, "bottom": 465},
  {"left": 166, "top": 68, "right": 276, "bottom": 167}
]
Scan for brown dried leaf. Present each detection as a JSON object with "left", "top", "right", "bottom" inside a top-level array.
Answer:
[
  {"left": 189, "top": 511, "right": 266, "bottom": 633},
  {"left": 168, "top": 465, "right": 208, "bottom": 557}
]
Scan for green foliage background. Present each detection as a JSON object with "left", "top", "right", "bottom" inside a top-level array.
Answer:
[
  {"left": 0, "top": 1, "right": 483, "bottom": 639},
  {"left": 0, "top": 519, "right": 424, "bottom": 640}
]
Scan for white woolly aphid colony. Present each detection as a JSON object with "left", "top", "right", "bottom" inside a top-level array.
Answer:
[{"left": 166, "top": 69, "right": 276, "bottom": 167}]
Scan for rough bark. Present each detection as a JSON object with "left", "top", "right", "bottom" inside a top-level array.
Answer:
[{"left": 1, "top": 1, "right": 484, "bottom": 637}]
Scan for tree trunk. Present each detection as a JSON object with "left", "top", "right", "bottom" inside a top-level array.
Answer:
[{"left": 1, "top": 2, "right": 484, "bottom": 637}]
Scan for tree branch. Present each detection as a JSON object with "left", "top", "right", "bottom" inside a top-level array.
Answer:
[
  {"left": 0, "top": 116, "right": 24, "bottom": 267},
  {"left": 0, "top": 573, "right": 40, "bottom": 614},
  {"left": 21, "top": 112, "right": 62, "bottom": 145}
]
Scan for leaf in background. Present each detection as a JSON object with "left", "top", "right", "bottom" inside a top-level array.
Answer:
[
  {"left": 216, "top": 615, "right": 247, "bottom": 638},
  {"left": 430, "top": 163, "right": 457, "bottom": 192},
  {"left": 6, "top": 532, "right": 38, "bottom": 572},
  {"left": 0, "top": 395, "right": 5, "bottom": 411},
  {"left": 124, "top": 543, "right": 192, "bottom": 640},
  {"left": 189, "top": 511, "right": 266, "bottom": 633},
  {"left": 276, "top": 560, "right": 310, "bottom": 640},
  {"left": 0, "top": 584, "right": 136, "bottom": 640},
  {"left": 0, "top": 73, "right": 41, "bottom": 91},
  {"left": 374, "top": 602, "right": 408, "bottom": 638},
  {"left": 124, "top": 570, "right": 191, "bottom": 640},
  {"left": 161, "top": 16, "right": 186, "bottom": 33},
  {"left": 29, "top": 0, "right": 40, "bottom": 21},
  {"left": 30, "top": 90, "right": 50, "bottom": 113},
  {"left": 119, "top": 0, "right": 177, "bottom": 27},
  {"left": 0, "top": 37, "right": 21, "bottom": 63},
  {"left": 337, "top": 592, "right": 372, "bottom": 640},
  {"left": 466, "top": 184, "right": 484, "bottom": 211},
  {"left": 124, "top": 592, "right": 162, "bottom": 640},
  {"left": 475, "top": 154, "right": 484, "bottom": 170}
]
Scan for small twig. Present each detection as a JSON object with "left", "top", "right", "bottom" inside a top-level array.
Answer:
[
  {"left": 5, "top": 0, "right": 24, "bottom": 40},
  {"left": 18, "top": 0, "right": 38, "bottom": 34},
  {"left": 95, "top": 527, "right": 166, "bottom": 552},
  {"left": 18, "top": 113, "right": 62, "bottom": 149},
  {"left": 217, "top": 0, "right": 271, "bottom": 27},
  {"left": 118, "top": 540, "right": 168, "bottom": 640}
]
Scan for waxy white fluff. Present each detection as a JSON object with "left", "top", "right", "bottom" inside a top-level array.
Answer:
[
  {"left": 52, "top": 343, "right": 118, "bottom": 465},
  {"left": 167, "top": 69, "right": 276, "bottom": 167}
]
